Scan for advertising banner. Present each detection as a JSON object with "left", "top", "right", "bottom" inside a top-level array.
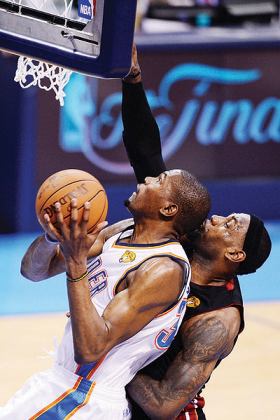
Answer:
[{"left": 36, "top": 48, "right": 280, "bottom": 186}]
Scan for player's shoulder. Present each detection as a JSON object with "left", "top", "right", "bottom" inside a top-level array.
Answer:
[
  {"left": 130, "top": 255, "right": 184, "bottom": 302},
  {"left": 183, "top": 306, "right": 240, "bottom": 328},
  {"left": 180, "top": 307, "right": 241, "bottom": 352},
  {"left": 86, "top": 219, "right": 134, "bottom": 260},
  {"left": 141, "top": 254, "right": 184, "bottom": 276},
  {"left": 97, "top": 218, "right": 134, "bottom": 244}
]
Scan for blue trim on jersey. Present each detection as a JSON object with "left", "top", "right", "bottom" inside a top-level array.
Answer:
[
  {"left": 116, "top": 227, "right": 180, "bottom": 248},
  {"left": 76, "top": 362, "right": 97, "bottom": 378},
  {"left": 115, "top": 239, "right": 180, "bottom": 248},
  {"left": 34, "top": 377, "right": 93, "bottom": 419}
]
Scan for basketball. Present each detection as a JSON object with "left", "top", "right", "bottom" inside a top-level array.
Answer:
[{"left": 36, "top": 169, "right": 108, "bottom": 233}]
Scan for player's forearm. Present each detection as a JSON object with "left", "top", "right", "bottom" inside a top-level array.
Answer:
[
  {"left": 21, "top": 233, "right": 64, "bottom": 281},
  {"left": 128, "top": 374, "right": 167, "bottom": 420},
  {"left": 127, "top": 361, "right": 205, "bottom": 420},
  {"left": 122, "top": 44, "right": 166, "bottom": 182},
  {"left": 66, "top": 271, "right": 119, "bottom": 364},
  {"left": 122, "top": 81, "right": 166, "bottom": 183},
  {"left": 122, "top": 81, "right": 161, "bottom": 159},
  {"left": 67, "top": 258, "right": 181, "bottom": 365},
  {"left": 66, "top": 249, "right": 113, "bottom": 364}
]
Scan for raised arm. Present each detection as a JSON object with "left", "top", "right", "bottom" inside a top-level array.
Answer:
[
  {"left": 69, "top": 254, "right": 183, "bottom": 364},
  {"left": 21, "top": 211, "right": 133, "bottom": 282},
  {"left": 20, "top": 233, "right": 66, "bottom": 281},
  {"left": 122, "top": 45, "right": 166, "bottom": 183},
  {"left": 127, "top": 308, "right": 241, "bottom": 420},
  {"left": 46, "top": 199, "right": 184, "bottom": 364}
]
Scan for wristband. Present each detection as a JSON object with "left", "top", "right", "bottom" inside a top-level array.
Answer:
[
  {"left": 67, "top": 271, "right": 88, "bottom": 282},
  {"left": 122, "top": 70, "right": 141, "bottom": 82},
  {"left": 45, "top": 232, "right": 59, "bottom": 245}
]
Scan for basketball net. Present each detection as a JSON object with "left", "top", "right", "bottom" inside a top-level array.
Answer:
[
  {"left": 15, "top": 58, "right": 72, "bottom": 105},
  {"left": 13, "top": 0, "right": 74, "bottom": 106}
]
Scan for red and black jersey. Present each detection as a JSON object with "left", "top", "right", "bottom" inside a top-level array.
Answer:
[
  {"left": 122, "top": 81, "right": 245, "bottom": 420},
  {"left": 129, "top": 276, "right": 244, "bottom": 420},
  {"left": 185, "top": 276, "right": 244, "bottom": 330}
]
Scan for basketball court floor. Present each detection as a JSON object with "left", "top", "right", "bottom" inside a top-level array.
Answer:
[{"left": 0, "top": 221, "right": 280, "bottom": 419}]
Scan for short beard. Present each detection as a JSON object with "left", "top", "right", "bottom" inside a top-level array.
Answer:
[
  {"left": 187, "top": 229, "right": 200, "bottom": 243},
  {"left": 124, "top": 198, "right": 130, "bottom": 208}
]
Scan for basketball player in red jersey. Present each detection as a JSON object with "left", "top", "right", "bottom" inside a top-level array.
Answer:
[{"left": 122, "top": 45, "right": 272, "bottom": 420}]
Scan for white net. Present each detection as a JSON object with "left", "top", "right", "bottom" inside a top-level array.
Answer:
[
  {"left": 15, "top": 57, "right": 73, "bottom": 106},
  {"left": 12, "top": 0, "right": 77, "bottom": 105}
]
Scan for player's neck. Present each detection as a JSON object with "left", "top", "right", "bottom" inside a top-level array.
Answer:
[
  {"left": 128, "top": 220, "right": 178, "bottom": 244},
  {"left": 191, "top": 254, "right": 232, "bottom": 286}
]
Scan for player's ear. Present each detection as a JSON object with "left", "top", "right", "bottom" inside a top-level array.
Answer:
[
  {"left": 160, "top": 203, "right": 178, "bottom": 218},
  {"left": 225, "top": 249, "right": 246, "bottom": 263}
]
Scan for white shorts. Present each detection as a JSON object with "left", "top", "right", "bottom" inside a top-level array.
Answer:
[{"left": 0, "top": 363, "right": 131, "bottom": 420}]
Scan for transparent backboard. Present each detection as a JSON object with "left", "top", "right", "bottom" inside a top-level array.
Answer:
[{"left": 0, "top": 0, "right": 137, "bottom": 77}]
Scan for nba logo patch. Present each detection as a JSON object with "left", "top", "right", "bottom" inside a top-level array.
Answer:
[{"left": 78, "top": 0, "right": 96, "bottom": 19}]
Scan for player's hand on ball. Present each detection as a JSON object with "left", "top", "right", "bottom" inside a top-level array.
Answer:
[{"left": 44, "top": 198, "right": 107, "bottom": 266}]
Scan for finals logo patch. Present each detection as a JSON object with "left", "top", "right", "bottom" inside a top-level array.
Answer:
[
  {"left": 186, "top": 296, "right": 201, "bottom": 308},
  {"left": 119, "top": 250, "right": 136, "bottom": 263}
]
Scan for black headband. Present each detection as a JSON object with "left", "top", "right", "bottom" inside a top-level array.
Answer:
[{"left": 238, "top": 214, "right": 264, "bottom": 275}]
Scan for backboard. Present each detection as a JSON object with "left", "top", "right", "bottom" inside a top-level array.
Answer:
[{"left": 0, "top": 0, "right": 137, "bottom": 78}]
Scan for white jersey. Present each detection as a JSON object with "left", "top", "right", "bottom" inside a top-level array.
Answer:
[
  {"left": 0, "top": 228, "right": 191, "bottom": 420},
  {"left": 56, "top": 227, "right": 191, "bottom": 390}
]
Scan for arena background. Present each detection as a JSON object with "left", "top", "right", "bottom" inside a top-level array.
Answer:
[{"left": 0, "top": 14, "right": 280, "bottom": 419}]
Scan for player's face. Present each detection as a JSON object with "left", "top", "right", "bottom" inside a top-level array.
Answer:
[
  {"left": 125, "top": 170, "right": 181, "bottom": 215},
  {"left": 192, "top": 213, "right": 250, "bottom": 253}
]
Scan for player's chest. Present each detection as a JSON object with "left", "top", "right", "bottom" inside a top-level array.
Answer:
[{"left": 86, "top": 247, "right": 143, "bottom": 300}]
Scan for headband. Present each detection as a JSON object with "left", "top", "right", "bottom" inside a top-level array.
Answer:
[{"left": 238, "top": 214, "right": 264, "bottom": 275}]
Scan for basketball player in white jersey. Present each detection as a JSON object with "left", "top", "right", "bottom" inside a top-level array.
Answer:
[{"left": 1, "top": 169, "right": 210, "bottom": 419}]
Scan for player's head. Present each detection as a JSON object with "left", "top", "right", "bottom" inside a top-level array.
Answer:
[
  {"left": 190, "top": 213, "right": 271, "bottom": 275},
  {"left": 124, "top": 169, "right": 210, "bottom": 236},
  {"left": 237, "top": 214, "right": 271, "bottom": 275},
  {"left": 167, "top": 170, "right": 210, "bottom": 236}
]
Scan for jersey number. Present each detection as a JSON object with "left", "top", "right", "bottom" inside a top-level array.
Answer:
[{"left": 155, "top": 299, "right": 187, "bottom": 350}]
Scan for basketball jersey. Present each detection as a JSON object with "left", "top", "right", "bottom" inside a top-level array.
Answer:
[
  {"left": 130, "top": 276, "right": 244, "bottom": 420},
  {"left": 55, "top": 227, "right": 191, "bottom": 390}
]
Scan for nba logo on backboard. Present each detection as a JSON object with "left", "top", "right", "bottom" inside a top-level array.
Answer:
[{"left": 78, "top": 0, "right": 96, "bottom": 20}]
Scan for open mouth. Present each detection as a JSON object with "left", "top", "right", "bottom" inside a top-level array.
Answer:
[
  {"left": 199, "top": 220, "right": 207, "bottom": 230},
  {"left": 199, "top": 219, "right": 211, "bottom": 233}
]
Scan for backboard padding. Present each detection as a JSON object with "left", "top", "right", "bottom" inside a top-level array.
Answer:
[{"left": 0, "top": 0, "right": 137, "bottom": 78}]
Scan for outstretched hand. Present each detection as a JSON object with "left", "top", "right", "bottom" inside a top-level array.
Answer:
[
  {"left": 43, "top": 198, "right": 107, "bottom": 271},
  {"left": 123, "top": 43, "right": 141, "bottom": 84}
]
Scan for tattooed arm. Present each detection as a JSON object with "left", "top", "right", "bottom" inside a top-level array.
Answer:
[{"left": 127, "top": 307, "right": 241, "bottom": 420}]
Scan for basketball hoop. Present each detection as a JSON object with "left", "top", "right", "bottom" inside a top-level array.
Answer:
[
  {"left": 12, "top": 0, "right": 76, "bottom": 105},
  {"left": 15, "top": 56, "right": 73, "bottom": 106},
  {"left": 0, "top": 0, "right": 136, "bottom": 104}
]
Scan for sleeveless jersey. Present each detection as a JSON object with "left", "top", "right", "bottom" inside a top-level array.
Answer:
[
  {"left": 130, "top": 276, "right": 244, "bottom": 420},
  {"left": 55, "top": 228, "right": 191, "bottom": 391}
]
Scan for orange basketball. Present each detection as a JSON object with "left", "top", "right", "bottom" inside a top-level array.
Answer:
[{"left": 36, "top": 169, "right": 108, "bottom": 233}]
